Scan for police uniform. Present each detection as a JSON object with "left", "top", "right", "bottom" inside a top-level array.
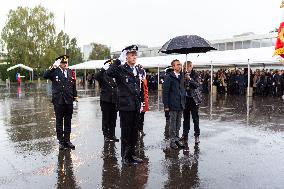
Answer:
[
  {"left": 106, "top": 45, "right": 144, "bottom": 164},
  {"left": 43, "top": 55, "right": 77, "bottom": 150},
  {"left": 94, "top": 59, "right": 118, "bottom": 141}
]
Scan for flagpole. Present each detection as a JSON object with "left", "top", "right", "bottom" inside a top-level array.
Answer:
[{"left": 64, "top": 12, "right": 66, "bottom": 54}]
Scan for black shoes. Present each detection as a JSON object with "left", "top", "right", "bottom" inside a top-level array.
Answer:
[
  {"left": 65, "top": 141, "right": 75, "bottom": 149},
  {"left": 139, "top": 131, "right": 146, "bottom": 137},
  {"left": 58, "top": 132, "right": 75, "bottom": 150}
]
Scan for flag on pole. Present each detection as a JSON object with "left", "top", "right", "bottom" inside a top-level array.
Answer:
[{"left": 274, "top": 0, "right": 284, "bottom": 58}]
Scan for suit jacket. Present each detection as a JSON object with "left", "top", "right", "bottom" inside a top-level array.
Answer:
[
  {"left": 184, "top": 70, "right": 202, "bottom": 105},
  {"left": 163, "top": 71, "right": 186, "bottom": 111},
  {"left": 44, "top": 67, "right": 77, "bottom": 105}
]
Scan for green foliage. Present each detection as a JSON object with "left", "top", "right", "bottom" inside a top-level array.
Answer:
[
  {"left": 1, "top": 6, "right": 56, "bottom": 71},
  {"left": 89, "top": 43, "right": 110, "bottom": 60},
  {"left": 66, "top": 38, "right": 83, "bottom": 66},
  {"left": 1, "top": 5, "right": 83, "bottom": 80}
]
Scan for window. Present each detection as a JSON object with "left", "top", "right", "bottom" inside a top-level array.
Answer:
[
  {"left": 243, "top": 40, "right": 251, "bottom": 49},
  {"left": 226, "top": 42, "right": 233, "bottom": 50},
  {"left": 251, "top": 40, "right": 261, "bottom": 48},
  {"left": 235, "top": 41, "right": 242, "bottom": 49},
  {"left": 261, "top": 38, "right": 272, "bottom": 47},
  {"left": 218, "top": 43, "right": 225, "bottom": 51}
]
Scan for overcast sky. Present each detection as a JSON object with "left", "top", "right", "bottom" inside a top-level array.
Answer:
[{"left": 0, "top": 0, "right": 282, "bottom": 51}]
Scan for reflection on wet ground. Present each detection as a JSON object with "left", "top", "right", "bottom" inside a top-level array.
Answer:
[{"left": 0, "top": 84, "right": 283, "bottom": 188}]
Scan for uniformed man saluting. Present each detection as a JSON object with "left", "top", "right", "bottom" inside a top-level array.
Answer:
[
  {"left": 94, "top": 59, "right": 119, "bottom": 142},
  {"left": 44, "top": 55, "right": 77, "bottom": 150},
  {"left": 106, "top": 45, "right": 144, "bottom": 165}
]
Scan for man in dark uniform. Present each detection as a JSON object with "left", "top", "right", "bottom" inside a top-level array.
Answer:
[
  {"left": 94, "top": 59, "right": 119, "bottom": 142},
  {"left": 106, "top": 45, "right": 144, "bottom": 165},
  {"left": 44, "top": 55, "right": 77, "bottom": 150},
  {"left": 182, "top": 61, "right": 201, "bottom": 144}
]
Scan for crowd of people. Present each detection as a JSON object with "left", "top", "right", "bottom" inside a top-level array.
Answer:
[{"left": 198, "top": 69, "right": 284, "bottom": 97}]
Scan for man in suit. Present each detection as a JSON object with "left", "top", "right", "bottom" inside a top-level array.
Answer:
[
  {"left": 44, "top": 55, "right": 77, "bottom": 150},
  {"left": 163, "top": 59, "right": 186, "bottom": 150},
  {"left": 106, "top": 45, "right": 144, "bottom": 165},
  {"left": 182, "top": 61, "right": 201, "bottom": 144}
]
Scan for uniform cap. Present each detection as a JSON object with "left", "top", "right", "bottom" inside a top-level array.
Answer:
[
  {"left": 122, "top": 45, "right": 138, "bottom": 53},
  {"left": 55, "top": 55, "right": 69, "bottom": 63}
]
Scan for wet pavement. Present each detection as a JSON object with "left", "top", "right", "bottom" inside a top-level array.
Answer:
[{"left": 0, "top": 83, "right": 283, "bottom": 189}]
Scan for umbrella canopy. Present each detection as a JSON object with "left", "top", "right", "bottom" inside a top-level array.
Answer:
[{"left": 159, "top": 35, "right": 216, "bottom": 54}]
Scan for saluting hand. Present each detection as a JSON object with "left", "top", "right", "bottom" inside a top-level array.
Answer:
[{"left": 53, "top": 59, "right": 61, "bottom": 68}]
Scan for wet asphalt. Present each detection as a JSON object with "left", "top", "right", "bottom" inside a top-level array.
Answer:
[{"left": 0, "top": 83, "right": 283, "bottom": 189}]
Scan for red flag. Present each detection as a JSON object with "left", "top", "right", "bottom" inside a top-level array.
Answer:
[
  {"left": 274, "top": 22, "right": 284, "bottom": 58},
  {"left": 274, "top": 1, "right": 284, "bottom": 58}
]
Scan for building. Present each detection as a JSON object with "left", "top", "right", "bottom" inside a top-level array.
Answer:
[
  {"left": 110, "top": 32, "right": 278, "bottom": 58},
  {"left": 83, "top": 44, "right": 93, "bottom": 61},
  {"left": 210, "top": 32, "right": 277, "bottom": 51}
]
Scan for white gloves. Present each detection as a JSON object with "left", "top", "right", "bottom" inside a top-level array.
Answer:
[
  {"left": 102, "top": 63, "right": 109, "bottom": 70},
  {"left": 282, "top": 95, "right": 284, "bottom": 100},
  {"left": 118, "top": 50, "right": 127, "bottom": 63},
  {"left": 53, "top": 59, "right": 61, "bottom": 68}
]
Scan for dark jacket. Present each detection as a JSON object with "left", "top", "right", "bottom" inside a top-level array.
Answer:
[
  {"left": 43, "top": 67, "right": 77, "bottom": 105},
  {"left": 94, "top": 68, "right": 118, "bottom": 104},
  {"left": 163, "top": 71, "right": 186, "bottom": 111},
  {"left": 184, "top": 70, "right": 202, "bottom": 105},
  {"left": 106, "top": 59, "right": 144, "bottom": 112}
]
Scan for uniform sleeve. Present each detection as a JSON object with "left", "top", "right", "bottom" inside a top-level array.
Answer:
[
  {"left": 163, "top": 75, "right": 170, "bottom": 109},
  {"left": 106, "top": 59, "right": 122, "bottom": 79},
  {"left": 94, "top": 68, "right": 105, "bottom": 87},
  {"left": 43, "top": 67, "right": 56, "bottom": 80}
]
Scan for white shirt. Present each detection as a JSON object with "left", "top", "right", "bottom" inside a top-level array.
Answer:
[
  {"left": 130, "top": 66, "right": 137, "bottom": 76},
  {"left": 174, "top": 71, "right": 180, "bottom": 78},
  {"left": 59, "top": 67, "right": 67, "bottom": 78}
]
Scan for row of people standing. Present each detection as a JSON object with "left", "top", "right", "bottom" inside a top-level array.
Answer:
[{"left": 201, "top": 69, "right": 284, "bottom": 97}]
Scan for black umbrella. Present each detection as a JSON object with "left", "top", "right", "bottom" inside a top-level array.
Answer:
[
  {"left": 159, "top": 35, "right": 216, "bottom": 69},
  {"left": 159, "top": 35, "right": 216, "bottom": 54}
]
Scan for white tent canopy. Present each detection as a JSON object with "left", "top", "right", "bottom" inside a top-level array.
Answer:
[
  {"left": 7, "top": 64, "right": 33, "bottom": 72},
  {"left": 7, "top": 64, "right": 34, "bottom": 81},
  {"left": 69, "top": 47, "right": 281, "bottom": 70}
]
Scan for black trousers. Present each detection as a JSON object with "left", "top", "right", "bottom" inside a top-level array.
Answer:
[
  {"left": 183, "top": 97, "right": 200, "bottom": 137},
  {"left": 101, "top": 101, "right": 117, "bottom": 138},
  {"left": 138, "top": 112, "right": 145, "bottom": 131},
  {"left": 54, "top": 104, "right": 73, "bottom": 134},
  {"left": 119, "top": 111, "right": 139, "bottom": 159}
]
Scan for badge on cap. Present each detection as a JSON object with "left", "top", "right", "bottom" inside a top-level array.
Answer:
[{"left": 123, "top": 45, "right": 138, "bottom": 53}]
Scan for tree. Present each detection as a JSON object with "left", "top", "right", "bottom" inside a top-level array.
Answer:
[
  {"left": 1, "top": 6, "right": 83, "bottom": 78},
  {"left": 1, "top": 6, "right": 56, "bottom": 71},
  {"left": 66, "top": 38, "right": 83, "bottom": 66},
  {"left": 89, "top": 43, "right": 110, "bottom": 60}
]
